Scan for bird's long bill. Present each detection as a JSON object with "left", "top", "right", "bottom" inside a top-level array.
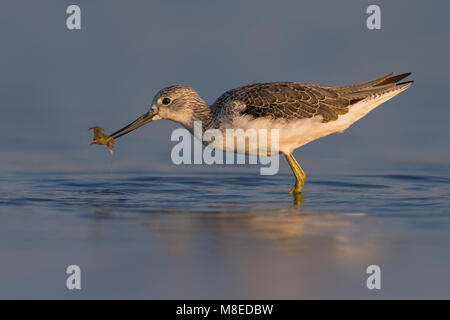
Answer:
[{"left": 109, "top": 111, "right": 155, "bottom": 139}]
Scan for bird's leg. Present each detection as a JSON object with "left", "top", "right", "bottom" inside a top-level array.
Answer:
[{"left": 284, "top": 152, "right": 306, "bottom": 194}]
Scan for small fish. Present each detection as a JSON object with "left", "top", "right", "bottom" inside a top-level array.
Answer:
[{"left": 89, "top": 126, "right": 115, "bottom": 154}]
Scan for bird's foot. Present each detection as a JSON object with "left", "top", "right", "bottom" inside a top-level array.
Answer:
[{"left": 288, "top": 180, "right": 305, "bottom": 194}]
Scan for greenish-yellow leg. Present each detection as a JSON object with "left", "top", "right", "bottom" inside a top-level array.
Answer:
[{"left": 284, "top": 152, "right": 307, "bottom": 194}]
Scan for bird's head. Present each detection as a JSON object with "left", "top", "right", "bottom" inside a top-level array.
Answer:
[{"left": 110, "top": 85, "right": 204, "bottom": 139}]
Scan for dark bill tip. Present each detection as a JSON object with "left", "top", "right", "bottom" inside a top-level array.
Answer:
[{"left": 110, "top": 111, "right": 155, "bottom": 139}]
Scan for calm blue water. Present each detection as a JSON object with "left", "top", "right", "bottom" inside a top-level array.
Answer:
[{"left": 1, "top": 166, "right": 449, "bottom": 299}]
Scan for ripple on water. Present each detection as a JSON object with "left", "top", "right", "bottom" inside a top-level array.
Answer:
[{"left": 0, "top": 171, "right": 448, "bottom": 217}]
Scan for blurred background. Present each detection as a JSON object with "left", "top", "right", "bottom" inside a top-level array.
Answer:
[{"left": 0, "top": 0, "right": 448, "bottom": 174}]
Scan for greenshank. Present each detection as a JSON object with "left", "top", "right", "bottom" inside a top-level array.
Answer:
[{"left": 107, "top": 72, "right": 413, "bottom": 194}]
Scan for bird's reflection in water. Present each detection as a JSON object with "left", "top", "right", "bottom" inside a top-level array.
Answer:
[
  {"left": 94, "top": 206, "right": 114, "bottom": 217},
  {"left": 293, "top": 193, "right": 305, "bottom": 207},
  {"left": 138, "top": 204, "right": 378, "bottom": 259},
  {"left": 90, "top": 203, "right": 117, "bottom": 239},
  {"left": 86, "top": 191, "right": 398, "bottom": 299},
  {"left": 87, "top": 187, "right": 382, "bottom": 266}
]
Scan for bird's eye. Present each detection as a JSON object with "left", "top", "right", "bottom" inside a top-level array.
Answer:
[{"left": 162, "top": 98, "right": 171, "bottom": 105}]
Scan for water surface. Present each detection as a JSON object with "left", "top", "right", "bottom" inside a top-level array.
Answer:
[{"left": 1, "top": 168, "right": 449, "bottom": 299}]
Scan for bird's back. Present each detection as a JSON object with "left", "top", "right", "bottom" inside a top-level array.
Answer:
[{"left": 211, "top": 73, "right": 413, "bottom": 123}]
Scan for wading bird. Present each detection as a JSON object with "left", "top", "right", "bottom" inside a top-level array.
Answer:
[{"left": 107, "top": 72, "right": 412, "bottom": 194}]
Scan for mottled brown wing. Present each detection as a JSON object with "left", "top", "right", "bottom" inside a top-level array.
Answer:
[
  {"left": 212, "top": 82, "right": 351, "bottom": 122},
  {"left": 211, "top": 73, "right": 412, "bottom": 123}
]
